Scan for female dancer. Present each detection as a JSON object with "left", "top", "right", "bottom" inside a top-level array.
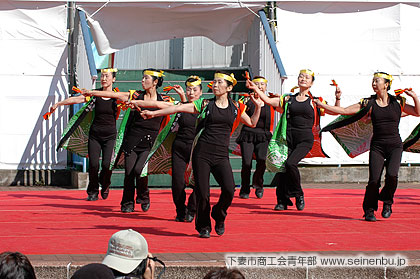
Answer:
[
  {"left": 315, "top": 72, "right": 420, "bottom": 221},
  {"left": 82, "top": 69, "right": 170, "bottom": 213},
  {"left": 247, "top": 69, "right": 340, "bottom": 211},
  {"left": 168, "top": 76, "right": 202, "bottom": 222},
  {"left": 52, "top": 68, "right": 119, "bottom": 201},
  {"left": 237, "top": 76, "right": 275, "bottom": 199},
  {"left": 135, "top": 76, "right": 201, "bottom": 222},
  {"left": 141, "top": 71, "right": 261, "bottom": 238}
]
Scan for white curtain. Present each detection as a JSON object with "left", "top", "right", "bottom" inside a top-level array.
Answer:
[
  {"left": 276, "top": 3, "right": 420, "bottom": 164},
  {"left": 0, "top": 2, "right": 68, "bottom": 169}
]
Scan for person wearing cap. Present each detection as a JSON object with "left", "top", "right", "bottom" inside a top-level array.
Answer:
[
  {"left": 247, "top": 69, "right": 340, "bottom": 212},
  {"left": 315, "top": 72, "right": 420, "bottom": 221},
  {"left": 52, "top": 68, "right": 119, "bottom": 201},
  {"left": 236, "top": 76, "right": 276, "bottom": 199},
  {"left": 141, "top": 71, "right": 261, "bottom": 238},
  {"left": 101, "top": 229, "right": 155, "bottom": 279},
  {"left": 83, "top": 69, "right": 172, "bottom": 213}
]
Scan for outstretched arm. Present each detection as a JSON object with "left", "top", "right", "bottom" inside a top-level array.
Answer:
[
  {"left": 81, "top": 89, "right": 130, "bottom": 102},
  {"left": 129, "top": 99, "right": 173, "bottom": 111},
  {"left": 402, "top": 90, "right": 420, "bottom": 116},
  {"left": 50, "top": 95, "right": 86, "bottom": 113},
  {"left": 141, "top": 102, "right": 197, "bottom": 119},
  {"left": 314, "top": 99, "right": 361, "bottom": 115},
  {"left": 246, "top": 79, "right": 283, "bottom": 112}
]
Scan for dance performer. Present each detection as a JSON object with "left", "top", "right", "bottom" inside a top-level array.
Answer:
[
  {"left": 136, "top": 76, "right": 202, "bottom": 222},
  {"left": 237, "top": 76, "right": 275, "bottom": 199},
  {"left": 52, "top": 68, "right": 119, "bottom": 201},
  {"left": 83, "top": 69, "right": 171, "bottom": 213},
  {"left": 247, "top": 69, "right": 340, "bottom": 211},
  {"left": 168, "top": 76, "right": 201, "bottom": 222},
  {"left": 316, "top": 72, "right": 420, "bottom": 221},
  {"left": 141, "top": 71, "right": 261, "bottom": 238}
]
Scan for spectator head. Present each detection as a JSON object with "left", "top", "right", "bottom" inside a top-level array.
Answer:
[
  {"left": 71, "top": 263, "right": 114, "bottom": 279},
  {"left": 203, "top": 267, "right": 245, "bottom": 279},
  {"left": 102, "top": 229, "right": 148, "bottom": 275},
  {"left": 0, "top": 251, "right": 36, "bottom": 279}
]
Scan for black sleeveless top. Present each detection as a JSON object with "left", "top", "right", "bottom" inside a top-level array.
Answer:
[
  {"left": 89, "top": 95, "right": 118, "bottom": 141},
  {"left": 370, "top": 95, "right": 402, "bottom": 145},
  {"left": 199, "top": 99, "right": 237, "bottom": 148},
  {"left": 122, "top": 91, "right": 164, "bottom": 153},
  {"left": 175, "top": 112, "right": 197, "bottom": 142},
  {"left": 237, "top": 99, "right": 272, "bottom": 143},
  {"left": 286, "top": 95, "right": 314, "bottom": 146}
]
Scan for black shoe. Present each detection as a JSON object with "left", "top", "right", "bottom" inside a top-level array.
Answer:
[
  {"left": 175, "top": 215, "right": 185, "bottom": 222},
  {"left": 364, "top": 209, "right": 377, "bottom": 222},
  {"left": 239, "top": 192, "right": 249, "bottom": 199},
  {"left": 87, "top": 193, "right": 98, "bottom": 201},
  {"left": 215, "top": 222, "right": 225, "bottom": 236},
  {"left": 135, "top": 197, "right": 141, "bottom": 204},
  {"left": 100, "top": 187, "right": 109, "bottom": 200},
  {"left": 296, "top": 196, "right": 305, "bottom": 211},
  {"left": 185, "top": 211, "right": 195, "bottom": 223},
  {"left": 141, "top": 203, "right": 150, "bottom": 212},
  {"left": 274, "top": 203, "right": 287, "bottom": 211},
  {"left": 121, "top": 204, "right": 134, "bottom": 213},
  {"left": 199, "top": 229, "right": 210, "bottom": 238},
  {"left": 255, "top": 189, "right": 264, "bottom": 199},
  {"left": 381, "top": 204, "right": 392, "bottom": 218}
]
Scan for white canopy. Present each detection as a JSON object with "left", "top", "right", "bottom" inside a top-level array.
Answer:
[{"left": 78, "top": 1, "right": 266, "bottom": 55}]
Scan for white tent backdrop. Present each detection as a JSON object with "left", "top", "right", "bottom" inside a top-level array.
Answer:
[
  {"left": 2, "top": 0, "right": 420, "bottom": 169},
  {"left": 0, "top": 1, "right": 265, "bottom": 170},
  {"left": 276, "top": 2, "right": 420, "bottom": 165},
  {"left": 77, "top": 1, "right": 265, "bottom": 55},
  {"left": 0, "top": 1, "right": 68, "bottom": 169}
]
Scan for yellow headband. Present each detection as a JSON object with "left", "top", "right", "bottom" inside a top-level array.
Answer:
[
  {"left": 186, "top": 75, "right": 202, "bottom": 87},
  {"left": 101, "top": 68, "right": 118, "bottom": 73},
  {"left": 144, "top": 70, "right": 165, "bottom": 78},
  {"left": 300, "top": 69, "right": 314, "bottom": 77},
  {"left": 252, "top": 78, "right": 268, "bottom": 84},
  {"left": 374, "top": 73, "right": 393, "bottom": 85},
  {"left": 214, "top": 73, "right": 237, "bottom": 86}
]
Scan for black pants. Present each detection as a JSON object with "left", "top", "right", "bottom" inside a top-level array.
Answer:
[
  {"left": 172, "top": 139, "right": 196, "bottom": 217},
  {"left": 121, "top": 149, "right": 150, "bottom": 208},
  {"left": 363, "top": 142, "right": 402, "bottom": 211},
  {"left": 239, "top": 140, "right": 269, "bottom": 194},
  {"left": 274, "top": 142, "right": 311, "bottom": 204},
  {"left": 86, "top": 136, "right": 114, "bottom": 196},
  {"left": 192, "top": 141, "right": 235, "bottom": 233}
]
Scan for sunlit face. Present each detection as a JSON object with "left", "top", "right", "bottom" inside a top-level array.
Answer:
[
  {"left": 100, "top": 72, "right": 115, "bottom": 88},
  {"left": 212, "top": 77, "right": 232, "bottom": 96},
  {"left": 297, "top": 73, "right": 313, "bottom": 89},
  {"left": 186, "top": 85, "right": 202, "bottom": 102},
  {"left": 142, "top": 74, "right": 157, "bottom": 90},
  {"left": 254, "top": 81, "right": 267, "bottom": 98},
  {"left": 372, "top": 77, "right": 388, "bottom": 93}
]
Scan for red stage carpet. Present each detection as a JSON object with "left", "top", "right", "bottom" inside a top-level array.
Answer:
[{"left": 0, "top": 188, "right": 419, "bottom": 255}]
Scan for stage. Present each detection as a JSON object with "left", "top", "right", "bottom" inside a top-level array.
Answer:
[{"left": 1, "top": 185, "right": 419, "bottom": 278}]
